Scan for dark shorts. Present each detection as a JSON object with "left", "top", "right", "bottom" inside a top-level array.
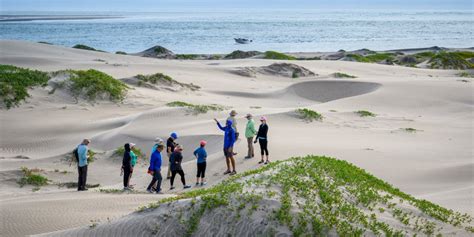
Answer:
[{"left": 223, "top": 147, "right": 233, "bottom": 158}]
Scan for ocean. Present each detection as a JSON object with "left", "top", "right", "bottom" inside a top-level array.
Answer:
[{"left": 0, "top": 10, "right": 473, "bottom": 54}]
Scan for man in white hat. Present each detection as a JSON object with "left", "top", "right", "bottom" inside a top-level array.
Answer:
[{"left": 227, "top": 110, "right": 239, "bottom": 155}]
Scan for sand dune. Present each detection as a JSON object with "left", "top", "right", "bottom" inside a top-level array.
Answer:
[{"left": 0, "top": 40, "right": 472, "bottom": 236}]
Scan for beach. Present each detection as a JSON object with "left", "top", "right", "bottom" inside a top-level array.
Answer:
[{"left": 0, "top": 40, "right": 473, "bottom": 236}]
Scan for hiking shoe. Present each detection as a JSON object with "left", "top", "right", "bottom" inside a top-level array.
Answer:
[
  {"left": 223, "top": 170, "right": 231, "bottom": 175},
  {"left": 230, "top": 171, "right": 237, "bottom": 175},
  {"left": 156, "top": 191, "right": 164, "bottom": 194},
  {"left": 184, "top": 185, "right": 192, "bottom": 189},
  {"left": 147, "top": 189, "right": 153, "bottom": 193},
  {"left": 258, "top": 160, "right": 264, "bottom": 164},
  {"left": 244, "top": 156, "right": 252, "bottom": 159},
  {"left": 170, "top": 186, "right": 175, "bottom": 190},
  {"left": 264, "top": 160, "right": 270, "bottom": 165},
  {"left": 200, "top": 182, "right": 207, "bottom": 186},
  {"left": 195, "top": 182, "right": 199, "bottom": 186}
]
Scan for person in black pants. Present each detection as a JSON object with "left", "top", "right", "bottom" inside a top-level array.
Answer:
[
  {"left": 255, "top": 116, "right": 269, "bottom": 164},
  {"left": 75, "top": 139, "right": 90, "bottom": 191},
  {"left": 122, "top": 143, "right": 133, "bottom": 190},
  {"left": 169, "top": 145, "right": 191, "bottom": 190}
]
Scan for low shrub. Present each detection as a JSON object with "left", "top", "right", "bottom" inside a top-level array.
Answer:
[
  {"left": 428, "top": 52, "right": 474, "bottom": 69},
  {"left": 73, "top": 44, "right": 98, "bottom": 51},
  {"left": 175, "top": 54, "right": 199, "bottom": 60},
  {"left": 68, "top": 69, "right": 129, "bottom": 102},
  {"left": 18, "top": 167, "right": 49, "bottom": 187},
  {"left": 334, "top": 72, "right": 357, "bottom": 78},
  {"left": 115, "top": 51, "right": 127, "bottom": 55},
  {"left": 0, "top": 65, "right": 50, "bottom": 109},
  {"left": 296, "top": 108, "right": 323, "bottom": 121},
  {"left": 355, "top": 110, "right": 376, "bottom": 117},
  {"left": 167, "top": 101, "right": 224, "bottom": 114},
  {"left": 264, "top": 51, "right": 296, "bottom": 60}
]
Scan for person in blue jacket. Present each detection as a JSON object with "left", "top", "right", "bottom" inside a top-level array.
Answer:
[
  {"left": 147, "top": 142, "right": 165, "bottom": 194},
  {"left": 214, "top": 118, "right": 237, "bottom": 175}
]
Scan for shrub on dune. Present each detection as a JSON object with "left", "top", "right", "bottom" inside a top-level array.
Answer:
[
  {"left": 68, "top": 69, "right": 129, "bottom": 102},
  {"left": 296, "top": 108, "right": 323, "bottom": 121},
  {"left": 264, "top": 51, "right": 296, "bottom": 60},
  {"left": 0, "top": 64, "right": 50, "bottom": 109},
  {"left": 334, "top": 72, "right": 357, "bottom": 78},
  {"left": 167, "top": 101, "right": 224, "bottom": 114},
  {"left": 18, "top": 167, "right": 49, "bottom": 188},
  {"left": 428, "top": 51, "right": 474, "bottom": 70},
  {"left": 355, "top": 110, "right": 376, "bottom": 117},
  {"left": 137, "top": 156, "right": 473, "bottom": 236}
]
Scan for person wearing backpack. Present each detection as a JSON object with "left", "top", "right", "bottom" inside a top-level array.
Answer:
[
  {"left": 147, "top": 141, "right": 165, "bottom": 194},
  {"left": 76, "top": 139, "right": 90, "bottom": 191},
  {"left": 122, "top": 143, "right": 133, "bottom": 190}
]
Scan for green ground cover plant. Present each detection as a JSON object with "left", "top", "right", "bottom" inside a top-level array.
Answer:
[
  {"left": 355, "top": 110, "right": 376, "bottom": 117},
  {"left": 264, "top": 51, "right": 296, "bottom": 60},
  {"left": 334, "top": 72, "right": 357, "bottom": 78},
  {"left": 18, "top": 167, "right": 49, "bottom": 187},
  {"left": 296, "top": 108, "right": 323, "bottom": 121},
  {"left": 68, "top": 69, "right": 129, "bottom": 102},
  {"left": 167, "top": 101, "right": 224, "bottom": 114},
  {"left": 0, "top": 65, "right": 50, "bottom": 109}
]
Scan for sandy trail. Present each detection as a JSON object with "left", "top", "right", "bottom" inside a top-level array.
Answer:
[{"left": 0, "top": 40, "right": 472, "bottom": 236}]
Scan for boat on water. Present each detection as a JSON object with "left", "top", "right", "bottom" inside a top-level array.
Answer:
[{"left": 234, "top": 38, "right": 253, "bottom": 44}]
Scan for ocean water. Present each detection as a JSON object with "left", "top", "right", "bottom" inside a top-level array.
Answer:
[{"left": 0, "top": 10, "right": 473, "bottom": 54}]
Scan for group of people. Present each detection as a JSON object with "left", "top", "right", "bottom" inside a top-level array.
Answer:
[{"left": 74, "top": 110, "right": 270, "bottom": 194}]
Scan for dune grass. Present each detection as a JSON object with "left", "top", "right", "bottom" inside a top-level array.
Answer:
[
  {"left": 428, "top": 52, "right": 474, "bottom": 69},
  {"left": 457, "top": 72, "right": 474, "bottom": 78},
  {"left": 334, "top": 72, "right": 357, "bottom": 78},
  {"left": 355, "top": 110, "right": 376, "bottom": 117},
  {"left": 68, "top": 69, "right": 129, "bottom": 102},
  {"left": 167, "top": 101, "right": 224, "bottom": 114},
  {"left": 264, "top": 51, "right": 296, "bottom": 60},
  {"left": 18, "top": 167, "right": 49, "bottom": 188},
  {"left": 136, "top": 73, "right": 173, "bottom": 84},
  {"left": 347, "top": 53, "right": 395, "bottom": 63},
  {"left": 0, "top": 65, "right": 50, "bottom": 109},
  {"left": 401, "top": 128, "right": 419, "bottom": 133},
  {"left": 296, "top": 108, "right": 323, "bottom": 121},
  {"left": 138, "top": 155, "right": 473, "bottom": 236},
  {"left": 115, "top": 51, "right": 127, "bottom": 55},
  {"left": 72, "top": 44, "right": 105, "bottom": 52},
  {"left": 175, "top": 54, "right": 199, "bottom": 60}
]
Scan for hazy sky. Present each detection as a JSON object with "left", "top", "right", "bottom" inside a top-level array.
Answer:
[{"left": 1, "top": 0, "right": 472, "bottom": 11}]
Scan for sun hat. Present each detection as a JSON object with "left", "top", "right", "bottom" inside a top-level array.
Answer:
[
  {"left": 260, "top": 116, "right": 267, "bottom": 121},
  {"left": 200, "top": 140, "right": 207, "bottom": 146},
  {"left": 129, "top": 143, "right": 136, "bottom": 148},
  {"left": 154, "top": 137, "right": 162, "bottom": 142},
  {"left": 170, "top": 132, "right": 178, "bottom": 139},
  {"left": 230, "top": 110, "right": 237, "bottom": 116},
  {"left": 245, "top": 113, "right": 252, "bottom": 118}
]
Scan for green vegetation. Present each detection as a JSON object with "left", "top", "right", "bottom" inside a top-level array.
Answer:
[
  {"left": 72, "top": 44, "right": 103, "bottom": 51},
  {"left": 154, "top": 46, "right": 170, "bottom": 54},
  {"left": 401, "top": 128, "right": 419, "bottom": 133},
  {"left": 166, "top": 101, "right": 224, "bottom": 114},
  {"left": 135, "top": 73, "right": 200, "bottom": 91},
  {"left": 18, "top": 167, "right": 49, "bottom": 188},
  {"left": 224, "top": 50, "right": 261, "bottom": 59},
  {"left": 99, "top": 188, "right": 144, "bottom": 194},
  {"left": 334, "top": 72, "right": 357, "bottom": 78},
  {"left": 0, "top": 65, "right": 50, "bottom": 109},
  {"left": 428, "top": 52, "right": 474, "bottom": 69},
  {"left": 457, "top": 72, "right": 474, "bottom": 78},
  {"left": 175, "top": 54, "right": 199, "bottom": 60},
  {"left": 355, "top": 110, "right": 376, "bottom": 117},
  {"left": 68, "top": 69, "right": 129, "bottom": 102},
  {"left": 38, "top": 41, "right": 53, "bottom": 45},
  {"left": 296, "top": 108, "right": 323, "bottom": 122},
  {"left": 347, "top": 53, "right": 395, "bottom": 63},
  {"left": 264, "top": 51, "right": 296, "bottom": 60},
  {"left": 115, "top": 51, "right": 127, "bottom": 55},
  {"left": 292, "top": 71, "right": 299, "bottom": 78},
  {"left": 138, "top": 156, "right": 473, "bottom": 236}
]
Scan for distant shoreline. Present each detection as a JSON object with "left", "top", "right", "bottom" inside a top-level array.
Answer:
[{"left": 0, "top": 15, "right": 123, "bottom": 22}]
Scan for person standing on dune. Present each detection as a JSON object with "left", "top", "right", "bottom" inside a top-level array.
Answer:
[
  {"left": 127, "top": 143, "right": 138, "bottom": 188},
  {"left": 169, "top": 145, "right": 191, "bottom": 189},
  {"left": 194, "top": 140, "right": 208, "bottom": 186},
  {"left": 214, "top": 118, "right": 237, "bottom": 175},
  {"left": 244, "top": 114, "right": 257, "bottom": 159},
  {"left": 227, "top": 110, "right": 239, "bottom": 155},
  {"left": 122, "top": 143, "right": 133, "bottom": 190},
  {"left": 255, "top": 116, "right": 270, "bottom": 164},
  {"left": 76, "top": 139, "right": 90, "bottom": 191},
  {"left": 166, "top": 132, "right": 178, "bottom": 179},
  {"left": 147, "top": 141, "right": 164, "bottom": 194}
]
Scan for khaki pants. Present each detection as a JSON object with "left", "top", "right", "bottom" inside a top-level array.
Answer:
[
  {"left": 247, "top": 137, "right": 254, "bottom": 157},
  {"left": 167, "top": 153, "right": 172, "bottom": 178}
]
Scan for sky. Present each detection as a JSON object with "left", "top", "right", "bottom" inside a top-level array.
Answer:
[{"left": 1, "top": 0, "right": 472, "bottom": 12}]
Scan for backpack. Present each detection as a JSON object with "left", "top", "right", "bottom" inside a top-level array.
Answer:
[{"left": 73, "top": 147, "right": 79, "bottom": 163}]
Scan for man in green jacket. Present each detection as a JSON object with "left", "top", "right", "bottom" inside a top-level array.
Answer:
[{"left": 245, "top": 114, "right": 257, "bottom": 159}]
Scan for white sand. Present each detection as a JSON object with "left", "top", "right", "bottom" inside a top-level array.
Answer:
[{"left": 0, "top": 40, "right": 472, "bottom": 236}]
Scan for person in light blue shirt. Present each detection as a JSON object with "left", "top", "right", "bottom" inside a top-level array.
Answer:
[
  {"left": 193, "top": 140, "right": 208, "bottom": 186},
  {"left": 76, "top": 139, "right": 90, "bottom": 191}
]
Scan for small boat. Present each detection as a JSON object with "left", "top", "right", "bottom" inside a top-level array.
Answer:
[{"left": 234, "top": 38, "right": 253, "bottom": 44}]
